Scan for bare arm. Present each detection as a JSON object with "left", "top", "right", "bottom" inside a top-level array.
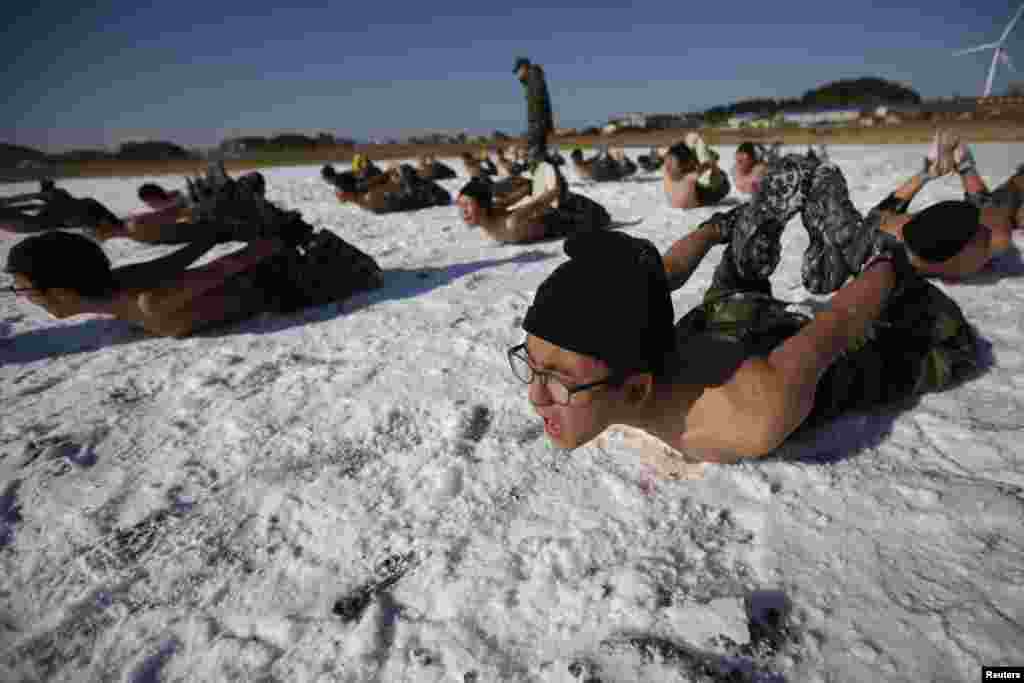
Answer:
[
  {"left": 507, "top": 185, "right": 560, "bottom": 223},
  {"left": 0, "top": 207, "right": 47, "bottom": 234},
  {"left": 493, "top": 182, "right": 533, "bottom": 210},
  {"left": 662, "top": 223, "right": 723, "bottom": 291},
  {"left": 729, "top": 261, "right": 897, "bottom": 455},
  {"left": 137, "top": 239, "right": 285, "bottom": 316},
  {"left": 891, "top": 173, "right": 927, "bottom": 205},
  {"left": 119, "top": 206, "right": 197, "bottom": 243},
  {"left": 112, "top": 238, "right": 221, "bottom": 291},
  {"left": 481, "top": 185, "right": 561, "bottom": 243}
]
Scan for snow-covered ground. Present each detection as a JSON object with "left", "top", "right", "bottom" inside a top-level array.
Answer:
[{"left": 1, "top": 145, "right": 1023, "bottom": 683}]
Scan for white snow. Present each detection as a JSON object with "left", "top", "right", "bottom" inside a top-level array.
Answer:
[{"left": 1, "top": 145, "right": 1023, "bottom": 682}]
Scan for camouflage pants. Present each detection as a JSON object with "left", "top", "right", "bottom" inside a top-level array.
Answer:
[
  {"left": 710, "top": 153, "right": 884, "bottom": 296},
  {"left": 676, "top": 277, "right": 979, "bottom": 434},
  {"left": 375, "top": 165, "right": 451, "bottom": 214},
  {"left": 237, "top": 231, "right": 383, "bottom": 314}
]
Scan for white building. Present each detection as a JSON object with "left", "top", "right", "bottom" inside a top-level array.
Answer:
[
  {"left": 780, "top": 107, "right": 862, "bottom": 127},
  {"left": 726, "top": 112, "right": 760, "bottom": 128}
]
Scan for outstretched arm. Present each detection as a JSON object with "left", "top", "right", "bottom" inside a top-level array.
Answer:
[
  {"left": 726, "top": 260, "right": 897, "bottom": 457},
  {"left": 493, "top": 181, "right": 533, "bottom": 210},
  {"left": 662, "top": 222, "right": 724, "bottom": 291},
  {"left": 137, "top": 239, "right": 285, "bottom": 317},
  {"left": 121, "top": 206, "right": 195, "bottom": 243},
  {"left": 112, "top": 237, "right": 221, "bottom": 291},
  {"left": 0, "top": 207, "right": 47, "bottom": 234},
  {"left": 482, "top": 185, "right": 561, "bottom": 243},
  {"left": 868, "top": 160, "right": 945, "bottom": 222}
]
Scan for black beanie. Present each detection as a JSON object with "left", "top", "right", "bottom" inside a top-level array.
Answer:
[
  {"left": 902, "top": 200, "right": 980, "bottom": 263},
  {"left": 522, "top": 231, "right": 676, "bottom": 376},
  {"left": 459, "top": 177, "right": 494, "bottom": 210}
]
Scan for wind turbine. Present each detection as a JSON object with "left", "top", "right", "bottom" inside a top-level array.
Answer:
[{"left": 953, "top": 2, "right": 1024, "bottom": 97}]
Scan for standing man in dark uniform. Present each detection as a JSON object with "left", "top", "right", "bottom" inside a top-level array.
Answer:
[{"left": 514, "top": 57, "right": 554, "bottom": 169}]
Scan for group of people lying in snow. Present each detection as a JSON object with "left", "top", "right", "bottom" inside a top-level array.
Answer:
[
  {"left": 3, "top": 130, "right": 1023, "bottom": 464},
  {"left": 2, "top": 162, "right": 383, "bottom": 338}
]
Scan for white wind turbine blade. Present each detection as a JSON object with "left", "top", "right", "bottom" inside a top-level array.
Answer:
[
  {"left": 985, "top": 48, "right": 1001, "bottom": 96},
  {"left": 954, "top": 42, "right": 1000, "bottom": 56},
  {"left": 998, "top": 2, "right": 1024, "bottom": 43}
]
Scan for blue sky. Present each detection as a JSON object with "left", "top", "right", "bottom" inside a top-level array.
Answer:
[{"left": 3, "top": 1, "right": 1022, "bottom": 152}]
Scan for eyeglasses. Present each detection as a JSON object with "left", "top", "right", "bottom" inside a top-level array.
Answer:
[
  {"left": 507, "top": 343, "right": 620, "bottom": 406},
  {"left": 1, "top": 285, "right": 38, "bottom": 296}
]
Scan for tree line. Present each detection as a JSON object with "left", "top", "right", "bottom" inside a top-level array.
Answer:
[{"left": 701, "top": 77, "right": 923, "bottom": 122}]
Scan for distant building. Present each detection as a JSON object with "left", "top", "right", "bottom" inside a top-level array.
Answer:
[
  {"left": 608, "top": 112, "right": 649, "bottom": 129},
  {"left": 779, "top": 107, "right": 862, "bottom": 127},
  {"left": 726, "top": 112, "right": 761, "bottom": 128},
  {"left": 644, "top": 113, "right": 700, "bottom": 129}
]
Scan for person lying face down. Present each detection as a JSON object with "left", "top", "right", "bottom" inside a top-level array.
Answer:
[
  {"left": 637, "top": 147, "right": 665, "bottom": 173},
  {"left": 697, "top": 130, "right": 1024, "bottom": 293},
  {"left": 569, "top": 148, "right": 637, "bottom": 182},
  {"left": 868, "top": 130, "right": 1024, "bottom": 281},
  {"left": 4, "top": 224, "right": 382, "bottom": 338},
  {"left": 137, "top": 183, "right": 187, "bottom": 211},
  {"left": 322, "top": 162, "right": 451, "bottom": 214},
  {"left": 456, "top": 173, "right": 611, "bottom": 244},
  {"left": 1, "top": 167, "right": 277, "bottom": 246},
  {"left": 460, "top": 151, "right": 499, "bottom": 178},
  {"left": 495, "top": 145, "right": 529, "bottom": 177},
  {"left": 415, "top": 154, "right": 458, "bottom": 181},
  {"left": 509, "top": 230, "right": 977, "bottom": 465},
  {"left": 0, "top": 179, "right": 123, "bottom": 240},
  {"left": 662, "top": 140, "right": 730, "bottom": 209},
  {"left": 732, "top": 142, "right": 768, "bottom": 195}
]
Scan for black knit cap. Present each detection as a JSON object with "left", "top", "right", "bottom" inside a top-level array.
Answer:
[
  {"left": 902, "top": 200, "right": 981, "bottom": 263},
  {"left": 458, "top": 177, "right": 494, "bottom": 210},
  {"left": 522, "top": 231, "right": 676, "bottom": 376}
]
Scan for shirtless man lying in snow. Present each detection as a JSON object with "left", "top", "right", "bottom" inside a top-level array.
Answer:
[
  {"left": 692, "top": 131, "right": 1024, "bottom": 291},
  {"left": 460, "top": 150, "right": 499, "bottom": 178},
  {"left": 415, "top": 154, "right": 458, "bottom": 181},
  {"left": 3, "top": 164, "right": 383, "bottom": 337},
  {"left": 0, "top": 167, "right": 282, "bottom": 246},
  {"left": 321, "top": 162, "right": 451, "bottom": 214},
  {"left": 4, "top": 222, "right": 381, "bottom": 338},
  {"left": 732, "top": 141, "right": 771, "bottom": 196},
  {"left": 507, "top": 228, "right": 977, "bottom": 470},
  {"left": 569, "top": 147, "right": 637, "bottom": 182},
  {"left": 870, "top": 130, "right": 1024, "bottom": 280},
  {"left": 662, "top": 134, "right": 731, "bottom": 209},
  {"left": 456, "top": 164, "right": 611, "bottom": 244}
]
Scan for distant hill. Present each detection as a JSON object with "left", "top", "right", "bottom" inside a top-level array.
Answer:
[
  {"left": 802, "top": 78, "right": 921, "bottom": 107},
  {"left": 0, "top": 143, "right": 48, "bottom": 166},
  {"left": 704, "top": 77, "right": 923, "bottom": 120}
]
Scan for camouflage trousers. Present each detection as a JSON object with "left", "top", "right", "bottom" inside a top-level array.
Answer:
[
  {"left": 709, "top": 152, "right": 887, "bottom": 296},
  {"left": 676, "top": 277, "right": 980, "bottom": 434}
]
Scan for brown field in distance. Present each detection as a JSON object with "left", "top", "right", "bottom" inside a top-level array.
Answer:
[{"left": 8, "top": 119, "right": 1024, "bottom": 183}]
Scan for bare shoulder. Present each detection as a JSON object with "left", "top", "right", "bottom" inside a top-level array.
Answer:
[{"left": 720, "top": 356, "right": 785, "bottom": 411}]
